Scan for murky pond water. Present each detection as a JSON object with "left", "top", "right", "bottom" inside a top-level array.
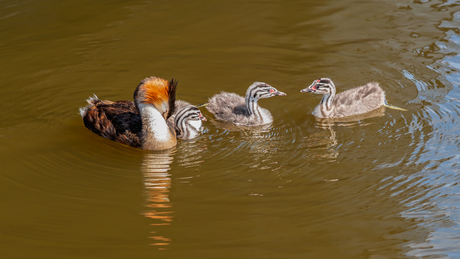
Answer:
[{"left": 1, "top": 0, "right": 460, "bottom": 258}]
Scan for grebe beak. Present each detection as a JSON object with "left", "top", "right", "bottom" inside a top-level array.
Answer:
[
  {"left": 300, "top": 84, "right": 317, "bottom": 93},
  {"left": 274, "top": 90, "right": 287, "bottom": 96}
]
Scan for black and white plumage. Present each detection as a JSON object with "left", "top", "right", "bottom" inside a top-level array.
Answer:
[
  {"left": 206, "top": 82, "right": 286, "bottom": 126},
  {"left": 168, "top": 100, "right": 206, "bottom": 140},
  {"left": 300, "top": 78, "right": 404, "bottom": 119}
]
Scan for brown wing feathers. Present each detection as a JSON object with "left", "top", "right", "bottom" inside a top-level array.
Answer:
[{"left": 82, "top": 99, "right": 142, "bottom": 148}]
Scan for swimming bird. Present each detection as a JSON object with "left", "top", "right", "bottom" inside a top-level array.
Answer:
[
  {"left": 206, "top": 82, "right": 286, "bottom": 126},
  {"left": 300, "top": 78, "right": 406, "bottom": 118},
  {"left": 168, "top": 100, "right": 206, "bottom": 140},
  {"left": 79, "top": 77, "right": 206, "bottom": 150}
]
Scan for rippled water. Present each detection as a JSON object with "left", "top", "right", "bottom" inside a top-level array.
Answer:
[{"left": 1, "top": 0, "right": 460, "bottom": 258}]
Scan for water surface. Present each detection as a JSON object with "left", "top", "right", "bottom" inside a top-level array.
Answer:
[{"left": 1, "top": 0, "right": 460, "bottom": 258}]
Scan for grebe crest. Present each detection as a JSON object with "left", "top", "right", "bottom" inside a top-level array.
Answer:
[{"left": 134, "top": 76, "right": 177, "bottom": 120}]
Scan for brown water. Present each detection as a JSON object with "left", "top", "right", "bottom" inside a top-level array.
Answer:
[{"left": 1, "top": 0, "right": 460, "bottom": 258}]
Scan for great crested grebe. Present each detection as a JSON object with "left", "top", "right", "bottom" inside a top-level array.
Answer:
[
  {"left": 206, "top": 82, "right": 286, "bottom": 126},
  {"left": 300, "top": 78, "right": 406, "bottom": 118},
  {"left": 79, "top": 77, "right": 205, "bottom": 150}
]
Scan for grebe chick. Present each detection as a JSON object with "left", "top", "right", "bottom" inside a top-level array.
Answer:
[
  {"left": 300, "top": 78, "right": 406, "bottom": 118},
  {"left": 206, "top": 82, "right": 286, "bottom": 126},
  {"left": 80, "top": 77, "right": 205, "bottom": 150},
  {"left": 168, "top": 100, "right": 206, "bottom": 140}
]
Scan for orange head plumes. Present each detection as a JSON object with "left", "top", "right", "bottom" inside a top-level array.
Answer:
[{"left": 134, "top": 76, "right": 177, "bottom": 119}]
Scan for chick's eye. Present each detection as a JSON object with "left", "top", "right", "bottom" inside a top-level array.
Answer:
[{"left": 269, "top": 89, "right": 276, "bottom": 94}]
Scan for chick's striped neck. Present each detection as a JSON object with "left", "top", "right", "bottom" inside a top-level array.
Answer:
[
  {"left": 245, "top": 85, "right": 267, "bottom": 122},
  {"left": 318, "top": 83, "right": 336, "bottom": 114}
]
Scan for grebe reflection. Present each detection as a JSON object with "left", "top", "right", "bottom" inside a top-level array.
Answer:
[
  {"left": 141, "top": 140, "right": 207, "bottom": 248},
  {"left": 142, "top": 150, "right": 175, "bottom": 248}
]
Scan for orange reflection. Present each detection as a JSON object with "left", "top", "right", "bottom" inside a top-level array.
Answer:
[{"left": 142, "top": 150, "right": 175, "bottom": 248}]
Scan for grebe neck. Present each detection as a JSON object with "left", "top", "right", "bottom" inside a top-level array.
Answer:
[
  {"left": 319, "top": 85, "right": 336, "bottom": 117},
  {"left": 245, "top": 96, "right": 264, "bottom": 123},
  {"left": 138, "top": 103, "right": 176, "bottom": 150},
  {"left": 320, "top": 93, "right": 333, "bottom": 111}
]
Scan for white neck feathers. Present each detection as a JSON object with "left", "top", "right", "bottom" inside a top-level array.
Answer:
[{"left": 138, "top": 103, "right": 176, "bottom": 150}]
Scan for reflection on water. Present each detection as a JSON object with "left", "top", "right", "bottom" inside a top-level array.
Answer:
[
  {"left": 142, "top": 150, "right": 175, "bottom": 249},
  {"left": 309, "top": 124, "right": 339, "bottom": 162},
  {"left": 176, "top": 138, "right": 208, "bottom": 168},
  {"left": 141, "top": 140, "right": 207, "bottom": 249}
]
